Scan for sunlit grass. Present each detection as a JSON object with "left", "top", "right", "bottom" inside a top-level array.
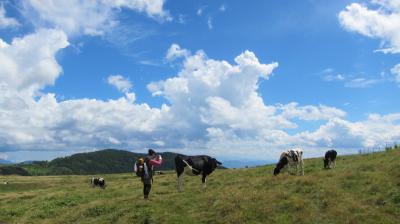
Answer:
[{"left": 1, "top": 149, "right": 399, "bottom": 223}]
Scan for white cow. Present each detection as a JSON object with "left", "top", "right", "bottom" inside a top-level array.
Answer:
[{"left": 273, "top": 148, "right": 304, "bottom": 176}]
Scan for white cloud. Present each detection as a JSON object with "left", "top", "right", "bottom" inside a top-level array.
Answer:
[
  {"left": 1, "top": 40, "right": 399, "bottom": 160},
  {"left": 339, "top": 0, "right": 400, "bottom": 53},
  {"left": 109, "top": 0, "right": 171, "bottom": 20},
  {"left": 0, "top": 29, "right": 69, "bottom": 95},
  {"left": 344, "top": 78, "right": 379, "bottom": 88},
  {"left": 22, "top": 0, "right": 171, "bottom": 36},
  {"left": 108, "top": 136, "right": 121, "bottom": 145},
  {"left": 278, "top": 102, "right": 346, "bottom": 121},
  {"left": 219, "top": 5, "right": 226, "bottom": 12},
  {"left": 0, "top": 91, "right": 167, "bottom": 152},
  {"left": 107, "top": 75, "right": 133, "bottom": 93},
  {"left": 207, "top": 16, "right": 213, "bottom": 29},
  {"left": 297, "top": 114, "right": 400, "bottom": 149},
  {"left": 0, "top": 4, "right": 19, "bottom": 28},
  {"left": 319, "top": 68, "right": 345, "bottom": 81},
  {"left": 165, "top": 43, "right": 191, "bottom": 61},
  {"left": 391, "top": 63, "right": 400, "bottom": 84},
  {"left": 324, "top": 74, "right": 345, "bottom": 81}
]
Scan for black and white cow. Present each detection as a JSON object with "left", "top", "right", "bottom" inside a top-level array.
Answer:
[
  {"left": 273, "top": 148, "right": 304, "bottom": 176},
  {"left": 175, "top": 154, "right": 222, "bottom": 191},
  {"left": 324, "top": 149, "right": 337, "bottom": 169},
  {"left": 90, "top": 177, "right": 106, "bottom": 189}
]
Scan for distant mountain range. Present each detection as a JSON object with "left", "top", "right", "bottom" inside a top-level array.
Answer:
[
  {"left": 222, "top": 160, "right": 274, "bottom": 168},
  {"left": 0, "top": 159, "right": 13, "bottom": 164},
  {"left": 0, "top": 149, "right": 179, "bottom": 176}
]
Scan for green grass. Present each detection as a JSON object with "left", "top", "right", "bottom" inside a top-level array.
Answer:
[{"left": 1, "top": 149, "right": 400, "bottom": 224}]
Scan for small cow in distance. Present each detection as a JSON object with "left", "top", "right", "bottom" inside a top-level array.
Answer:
[
  {"left": 274, "top": 148, "right": 304, "bottom": 176},
  {"left": 175, "top": 154, "right": 222, "bottom": 192},
  {"left": 324, "top": 149, "right": 337, "bottom": 169},
  {"left": 90, "top": 177, "right": 106, "bottom": 189}
]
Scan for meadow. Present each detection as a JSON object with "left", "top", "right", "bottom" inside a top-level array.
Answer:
[{"left": 1, "top": 149, "right": 399, "bottom": 224}]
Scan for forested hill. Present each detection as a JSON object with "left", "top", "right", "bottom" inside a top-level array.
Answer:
[{"left": 0, "top": 149, "right": 178, "bottom": 176}]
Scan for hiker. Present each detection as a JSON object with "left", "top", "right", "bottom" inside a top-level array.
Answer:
[{"left": 135, "top": 149, "right": 162, "bottom": 199}]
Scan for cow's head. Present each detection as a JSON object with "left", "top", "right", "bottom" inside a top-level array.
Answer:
[
  {"left": 273, "top": 156, "right": 288, "bottom": 176},
  {"left": 273, "top": 167, "right": 281, "bottom": 176}
]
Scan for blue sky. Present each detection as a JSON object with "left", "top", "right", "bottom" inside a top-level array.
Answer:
[{"left": 0, "top": 0, "right": 399, "bottom": 163}]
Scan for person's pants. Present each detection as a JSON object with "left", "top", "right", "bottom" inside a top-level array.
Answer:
[{"left": 143, "top": 183, "right": 152, "bottom": 198}]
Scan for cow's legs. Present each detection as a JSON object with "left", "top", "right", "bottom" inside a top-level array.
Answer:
[
  {"left": 300, "top": 159, "right": 304, "bottom": 176},
  {"left": 290, "top": 164, "right": 294, "bottom": 175},
  {"left": 333, "top": 160, "right": 336, "bottom": 169},
  {"left": 175, "top": 162, "right": 185, "bottom": 192},
  {"left": 177, "top": 173, "right": 184, "bottom": 192},
  {"left": 201, "top": 175, "right": 207, "bottom": 190}
]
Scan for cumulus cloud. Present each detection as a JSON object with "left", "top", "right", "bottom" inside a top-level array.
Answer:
[
  {"left": 148, "top": 45, "right": 400, "bottom": 157},
  {"left": 339, "top": 0, "right": 400, "bottom": 53},
  {"left": 1, "top": 40, "right": 399, "bottom": 160},
  {"left": 278, "top": 103, "right": 346, "bottom": 121},
  {"left": 22, "top": 0, "right": 171, "bottom": 36},
  {"left": 107, "top": 75, "right": 133, "bottom": 93},
  {"left": 0, "top": 91, "right": 168, "bottom": 152},
  {"left": 297, "top": 114, "right": 400, "bottom": 149},
  {"left": 0, "top": 29, "right": 69, "bottom": 95},
  {"left": 0, "top": 3, "right": 19, "bottom": 28},
  {"left": 165, "top": 43, "right": 191, "bottom": 61}
]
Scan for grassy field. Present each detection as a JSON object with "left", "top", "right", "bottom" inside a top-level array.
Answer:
[{"left": 1, "top": 149, "right": 400, "bottom": 224}]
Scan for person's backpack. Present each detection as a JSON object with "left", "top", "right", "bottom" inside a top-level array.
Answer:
[{"left": 134, "top": 158, "right": 145, "bottom": 177}]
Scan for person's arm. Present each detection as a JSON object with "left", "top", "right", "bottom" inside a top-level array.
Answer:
[{"left": 149, "top": 155, "right": 162, "bottom": 166}]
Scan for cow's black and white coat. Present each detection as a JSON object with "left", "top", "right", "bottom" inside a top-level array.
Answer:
[
  {"left": 324, "top": 150, "right": 337, "bottom": 169},
  {"left": 273, "top": 148, "right": 304, "bottom": 176},
  {"left": 90, "top": 177, "right": 105, "bottom": 189},
  {"left": 175, "top": 155, "right": 221, "bottom": 191}
]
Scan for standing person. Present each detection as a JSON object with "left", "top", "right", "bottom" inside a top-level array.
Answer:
[{"left": 142, "top": 149, "right": 162, "bottom": 199}]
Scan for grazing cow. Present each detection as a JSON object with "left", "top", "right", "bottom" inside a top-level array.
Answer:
[
  {"left": 90, "top": 177, "right": 106, "bottom": 189},
  {"left": 273, "top": 148, "right": 304, "bottom": 176},
  {"left": 324, "top": 149, "right": 337, "bottom": 169},
  {"left": 175, "top": 154, "right": 222, "bottom": 191}
]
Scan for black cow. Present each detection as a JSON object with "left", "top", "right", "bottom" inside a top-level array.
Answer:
[
  {"left": 324, "top": 150, "right": 337, "bottom": 169},
  {"left": 175, "top": 155, "right": 222, "bottom": 191},
  {"left": 90, "top": 177, "right": 106, "bottom": 189}
]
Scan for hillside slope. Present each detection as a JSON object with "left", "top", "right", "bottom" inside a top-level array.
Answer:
[
  {"left": 1, "top": 149, "right": 399, "bottom": 223},
  {"left": 0, "top": 149, "right": 178, "bottom": 175}
]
